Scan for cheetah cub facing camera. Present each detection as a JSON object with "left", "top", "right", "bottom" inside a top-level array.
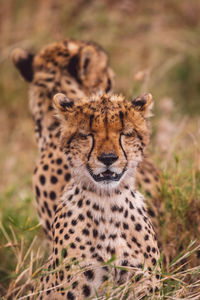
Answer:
[{"left": 31, "top": 93, "right": 160, "bottom": 299}]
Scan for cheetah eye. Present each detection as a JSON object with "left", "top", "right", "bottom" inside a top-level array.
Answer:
[
  {"left": 122, "top": 130, "right": 134, "bottom": 137},
  {"left": 78, "top": 132, "right": 88, "bottom": 139}
]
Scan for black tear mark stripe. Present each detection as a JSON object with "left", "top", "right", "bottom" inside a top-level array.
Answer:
[
  {"left": 88, "top": 134, "right": 95, "bottom": 161},
  {"left": 119, "top": 134, "right": 127, "bottom": 160}
]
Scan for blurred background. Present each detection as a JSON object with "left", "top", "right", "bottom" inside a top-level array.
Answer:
[{"left": 0, "top": 0, "right": 200, "bottom": 295}]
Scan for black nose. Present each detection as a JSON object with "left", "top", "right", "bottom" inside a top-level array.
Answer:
[{"left": 97, "top": 152, "right": 118, "bottom": 166}]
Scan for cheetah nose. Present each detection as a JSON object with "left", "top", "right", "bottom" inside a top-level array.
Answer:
[{"left": 97, "top": 152, "right": 118, "bottom": 166}]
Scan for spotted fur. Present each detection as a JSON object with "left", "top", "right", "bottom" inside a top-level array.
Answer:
[
  {"left": 29, "top": 93, "right": 160, "bottom": 299},
  {"left": 12, "top": 39, "right": 161, "bottom": 243}
]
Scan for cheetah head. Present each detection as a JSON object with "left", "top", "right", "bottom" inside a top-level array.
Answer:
[
  {"left": 11, "top": 39, "right": 114, "bottom": 95},
  {"left": 53, "top": 93, "right": 153, "bottom": 192}
]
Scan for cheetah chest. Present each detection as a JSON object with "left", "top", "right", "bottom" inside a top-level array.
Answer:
[{"left": 56, "top": 186, "right": 159, "bottom": 276}]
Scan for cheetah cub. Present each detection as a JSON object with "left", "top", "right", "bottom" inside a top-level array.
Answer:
[{"left": 31, "top": 93, "right": 160, "bottom": 299}]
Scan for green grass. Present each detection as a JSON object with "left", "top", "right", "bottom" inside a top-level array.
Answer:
[
  {"left": 0, "top": 186, "right": 40, "bottom": 294},
  {"left": 1, "top": 241, "right": 200, "bottom": 299},
  {"left": 0, "top": 0, "right": 200, "bottom": 298}
]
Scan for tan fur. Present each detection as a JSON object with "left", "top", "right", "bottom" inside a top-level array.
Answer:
[
  {"left": 28, "top": 93, "right": 160, "bottom": 299},
  {"left": 12, "top": 39, "right": 161, "bottom": 243}
]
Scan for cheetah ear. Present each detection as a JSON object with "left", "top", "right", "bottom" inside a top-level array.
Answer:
[
  {"left": 132, "top": 93, "right": 153, "bottom": 118},
  {"left": 53, "top": 93, "right": 74, "bottom": 115},
  {"left": 79, "top": 45, "right": 108, "bottom": 85},
  {"left": 11, "top": 48, "right": 34, "bottom": 82}
]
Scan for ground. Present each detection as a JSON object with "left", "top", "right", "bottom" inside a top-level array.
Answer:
[{"left": 0, "top": 0, "right": 200, "bottom": 298}]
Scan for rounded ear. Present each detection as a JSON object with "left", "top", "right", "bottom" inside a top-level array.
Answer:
[
  {"left": 11, "top": 48, "right": 34, "bottom": 82},
  {"left": 132, "top": 93, "right": 153, "bottom": 117},
  {"left": 79, "top": 45, "right": 108, "bottom": 85},
  {"left": 53, "top": 93, "right": 74, "bottom": 113}
]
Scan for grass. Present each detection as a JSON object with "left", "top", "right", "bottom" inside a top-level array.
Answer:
[
  {"left": 1, "top": 240, "right": 200, "bottom": 299},
  {"left": 0, "top": 0, "right": 200, "bottom": 298}
]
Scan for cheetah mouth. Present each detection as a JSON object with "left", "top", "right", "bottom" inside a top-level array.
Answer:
[{"left": 87, "top": 165, "right": 127, "bottom": 182}]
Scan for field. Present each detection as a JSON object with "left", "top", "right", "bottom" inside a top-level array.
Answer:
[{"left": 0, "top": 0, "right": 200, "bottom": 298}]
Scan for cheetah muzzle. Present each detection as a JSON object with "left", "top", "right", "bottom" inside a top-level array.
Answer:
[{"left": 86, "top": 163, "right": 127, "bottom": 182}]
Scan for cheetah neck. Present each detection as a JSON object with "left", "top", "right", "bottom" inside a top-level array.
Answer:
[
  {"left": 62, "top": 182, "right": 146, "bottom": 223},
  {"left": 60, "top": 182, "right": 157, "bottom": 265}
]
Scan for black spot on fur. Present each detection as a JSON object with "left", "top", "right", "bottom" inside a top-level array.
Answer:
[
  {"left": 43, "top": 165, "right": 49, "bottom": 171},
  {"left": 152, "top": 258, "right": 157, "bottom": 265},
  {"left": 65, "top": 173, "right": 71, "bottom": 182},
  {"left": 82, "top": 285, "right": 91, "bottom": 297},
  {"left": 56, "top": 158, "right": 62, "bottom": 165},
  {"left": 50, "top": 191, "right": 56, "bottom": 200},
  {"left": 84, "top": 270, "right": 94, "bottom": 280},
  {"left": 51, "top": 176, "right": 58, "bottom": 184},
  {"left": 147, "top": 208, "right": 155, "bottom": 217},
  {"left": 35, "top": 186, "right": 40, "bottom": 197},
  {"left": 135, "top": 223, "right": 142, "bottom": 231},
  {"left": 45, "top": 220, "right": 51, "bottom": 231},
  {"left": 67, "top": 291, "right": 75, "bottom": 300},
  {"left": 82, "top": 228, "right": 89, "bottom": 236}
]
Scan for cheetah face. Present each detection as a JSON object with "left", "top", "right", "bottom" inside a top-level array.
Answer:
[{"left": 54, "top": 93, "right": 153, "bottom": 191}]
